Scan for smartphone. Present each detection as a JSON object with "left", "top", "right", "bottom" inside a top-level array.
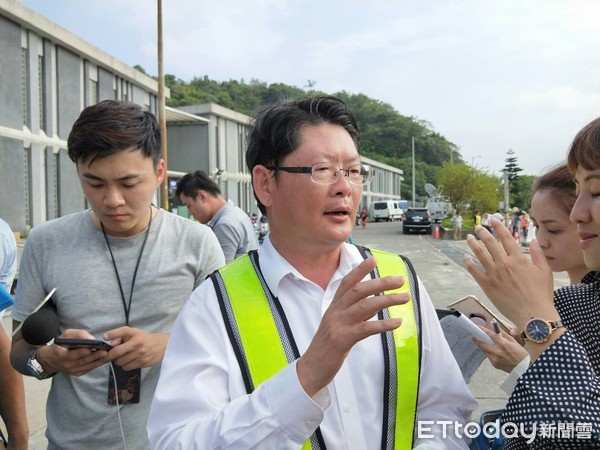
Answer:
[
  {"left": 447, "top": 295, "right": 512, "bottom": 334},
  {"left": 54, "top": 337, "right": 113, "bottom": 351}
]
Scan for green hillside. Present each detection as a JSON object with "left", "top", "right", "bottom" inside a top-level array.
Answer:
[{"left": 140, "top": 69, "right": 464, "bottom": 198}]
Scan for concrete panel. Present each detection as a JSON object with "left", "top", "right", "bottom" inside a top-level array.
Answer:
[
  {"left": 0, "top": 15, "right": 23, "bottom": 128},
  {"left": 0, "top": 136, "right": 26, "bottom": 233},
  {"left": 97, "top": 66, "right": 115, "bottom": 101},
  {"left": 224, "top": 120, "right": 241, "bottom": 173},
  {"left": 29, "top": 141, "right": 46, "bottom": 226},
  {"left": 166, "top": 123, "right": 209, "bottom": 173},
  {"left": 42, "top": 39, "right": 55, "bottom": 134},
  {"left": 56, "top": 46, "right": 81, "bottom": 139},
  {"left": 57, "top": 149, "right": 84, "bottom": 215},
  {"left": 44, "top": 146, "right": 58, "bottom": 220},
  {"left": 26, "top": 32, "right": 41, "bottom": 133},
  {"left": 131, "top": 84, "right": 149, "bottom": 108}
]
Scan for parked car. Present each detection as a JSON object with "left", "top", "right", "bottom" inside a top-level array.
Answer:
[
  {"left": 402, "top": 208, "right": 433, "bottom": 234},
  {"left": 425, "top": 197, "right": 452, "bottom": 223},
  {"left": 370, "top": 200, "right": 404, "bottom": 222}
]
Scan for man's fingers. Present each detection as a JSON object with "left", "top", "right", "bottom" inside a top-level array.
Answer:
[
  {"left": 334, "top": 257, "right": 406, "bottom": 309},
  {"left": 362, "top": 318, "right": 403, "bottom": 337},
  {"left": 352, "top": 292, "right": 410, "bottom": 321},
  {"left": 333, "top": 256, "right": 376, "bottom": 301}
]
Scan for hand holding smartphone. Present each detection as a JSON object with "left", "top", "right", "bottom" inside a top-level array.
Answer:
[
  {"left": 54, "top": 337, "right": 113, "bottom": 351},
  {"left": 447, "top": 295, "right": 512, "bottom": 334}
]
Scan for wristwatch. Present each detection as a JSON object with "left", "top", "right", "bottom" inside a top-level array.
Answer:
[
  {"left": 520, "top": 317, "right": 564, "bottom": 344},
  {"left": 26, "top": 348, "right": 55, "bottom": 380}
]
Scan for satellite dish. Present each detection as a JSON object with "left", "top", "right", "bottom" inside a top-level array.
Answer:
[{"left": 424, "top": 183, "right": 437, "bottom": 196}]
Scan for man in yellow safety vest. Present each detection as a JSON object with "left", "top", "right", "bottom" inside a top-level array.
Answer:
[{"left": 148, "top": 96, "right": 476, "bottom": 449}]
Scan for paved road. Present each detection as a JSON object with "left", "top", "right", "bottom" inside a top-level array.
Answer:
[{"left": 3, "top": 220, "right": 570, "bottom": 448}]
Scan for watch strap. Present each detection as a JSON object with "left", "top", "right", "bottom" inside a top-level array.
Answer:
[{"left": 27, "top": 348, "right": 55, "bottom": 380}]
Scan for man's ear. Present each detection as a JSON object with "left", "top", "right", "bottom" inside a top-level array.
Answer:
[
  {"left": 197, "top": 190, "right": 210, "bottom": 203},
  {"left": 252, "top": 165, "right": 274, "bottom": 208},
  {"left": 156, "top": 159, "right": 166, "bottom": 185}
]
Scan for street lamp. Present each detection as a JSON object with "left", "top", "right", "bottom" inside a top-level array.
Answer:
[
  {"left": 412, "top": 137, "right": 416, "bottom": 207},
  {"left": 471, "top": 155, "right": 482, "bottom": 166}
]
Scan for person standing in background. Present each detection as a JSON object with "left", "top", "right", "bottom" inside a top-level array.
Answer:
[
  {"left": 360, "top": 207, "right": 368, "bottom": 229},
  {"left": 176, "top": 170, "right": 259, "bottom": 263},
  {"left": 473, "top": 210, "right": 482, "bottom": 227},
  {"left": 0, "top": 218, "right": 28, "bottom": 449},
  {"left": 481, "top": 213, "right": 492, "bottom": 234},
  {"left": 451, "top": 210, "right": 463, "bottom": 240},
  {"left": 519, "top": 212, "right": 530, "bottom": 242}
]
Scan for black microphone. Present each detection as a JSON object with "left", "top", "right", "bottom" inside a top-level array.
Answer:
[{"left": 21, "top": 306, "right": 60, "bottom": 345}]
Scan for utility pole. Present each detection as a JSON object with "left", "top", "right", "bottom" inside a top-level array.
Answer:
[
  {"left": 157, "top": 0, "right": 168, "bottom": 210},
  {"left": 412, "top": 136, "right": 416, "bottom": 207},
  {"left": 502, "top": 169, "right": 509, "bottom": 213}
]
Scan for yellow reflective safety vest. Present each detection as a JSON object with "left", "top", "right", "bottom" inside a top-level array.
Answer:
[{"left": 210, "top": 246, "right": 421, "bottom": 450}]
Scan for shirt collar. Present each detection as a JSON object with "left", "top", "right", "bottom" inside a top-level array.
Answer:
[
  {"left": 257, "top": 236, "right": 364, "bottom": 297},
  {"left": 207, "top": 203, "right": 228, "bottom": 228}
]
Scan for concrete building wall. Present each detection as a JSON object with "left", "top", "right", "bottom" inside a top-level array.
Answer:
[
  {"left": 166, "top": 123, "right": 210, "bottom": 174},
  {"left": 0, "top": 15, "right": 26, "bottom": 230},
  {"left": 0, "top": 0, "right": 161, "bottom": 235},
  {"left": 0, "top": 137, "right": 26, "bottom": 230},
  {"left": 0, "top": 16, "right": 22, "bottom": 128},
  {"left": 173, "top": 104, "right": 255, "bottom": 213}
]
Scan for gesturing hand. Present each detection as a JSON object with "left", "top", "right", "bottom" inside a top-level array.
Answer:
[
  {"left": 464, "top": 218, "right": 556, "bottom": 330},
  {"left": 296, "top": 256, "right": 409, "bottom": 397}
]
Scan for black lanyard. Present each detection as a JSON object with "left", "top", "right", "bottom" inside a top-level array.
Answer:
[{"left": 100, "top": 207, "right": 153, "bottom": 325}]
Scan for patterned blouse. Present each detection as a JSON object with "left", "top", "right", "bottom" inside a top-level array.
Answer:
[{"left": 502, "top": 271, "right": 600, "bottom": 449}]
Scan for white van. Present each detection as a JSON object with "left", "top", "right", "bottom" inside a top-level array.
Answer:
[
  {"left": 425, "top": 198, "right": 451, "bottom": 223},
  {"left": 370, "top": 200, "right": 403, "bottom": 222}
]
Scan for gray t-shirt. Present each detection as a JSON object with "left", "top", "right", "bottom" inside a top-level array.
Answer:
[
  {"left": 13, "top": 209, "right": 225, "bottom": 450},
  {"left": 208, "top": 203, "right": 259, "bottom": 262}
]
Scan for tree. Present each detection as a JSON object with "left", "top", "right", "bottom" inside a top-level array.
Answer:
[
  {"left": 510, "top": 175, "right": 536, "bottom": 211},
  {"left": 503, "top": 149, "right": 523, "bottom": 181},
  {"left": 500, "top": 149, "right": 536, "bottom": 209},
  {"left": 161, "top": 74, "right": 467, "bottom": 184},
  {"left": 436, "top": 163, "right": 501, "bottom": 212}
]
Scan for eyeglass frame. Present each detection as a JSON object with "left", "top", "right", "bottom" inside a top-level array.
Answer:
[{"left": 267, "top": 161, "right": 374, "bottom": 186}]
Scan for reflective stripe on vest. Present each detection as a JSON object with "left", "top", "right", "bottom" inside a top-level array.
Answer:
[{"left": 211, "top": 247, "right": 421, "bottom": 450}]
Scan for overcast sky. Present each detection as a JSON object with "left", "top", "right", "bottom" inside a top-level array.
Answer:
[{"left": 19, "top": 0, "right": 600, "bottom": 177}]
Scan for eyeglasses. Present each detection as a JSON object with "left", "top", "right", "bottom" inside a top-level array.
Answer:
[{"left": 268, "top": 162, "right": 374, "bottom": 186}]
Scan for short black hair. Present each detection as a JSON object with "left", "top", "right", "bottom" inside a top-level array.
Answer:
[
  {"left": 67, "top": 100, "right": 161, "bottom": 167},
  {"left": 245, "top": 96, "right": 360, "bottom": 214},
  {"left": 175, "top": 170, "right": 221, "bottom": 199}
]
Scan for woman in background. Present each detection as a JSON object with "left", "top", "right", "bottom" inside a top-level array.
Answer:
[
  {"left": 466, "top": 118, "right": 600, "bottom": 449},
  {"left": 476, "top": 163, "right": 591, "bottom": 392}
]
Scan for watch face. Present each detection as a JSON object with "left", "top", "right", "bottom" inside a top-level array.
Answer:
[{"left": 525, "top": 319, "right": 550, "bottom": 343}]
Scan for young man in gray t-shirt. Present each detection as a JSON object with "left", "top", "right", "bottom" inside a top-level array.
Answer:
[
  {"left": 176, "top": 170, "right": 259, "bottom": 262},
  {"left": 11, "top": 100, "right": 225, "bottom": 449}
]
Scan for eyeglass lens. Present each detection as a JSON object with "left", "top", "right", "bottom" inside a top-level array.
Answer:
[{"left": 311, "top": 162, "right": 372, "bottom": 185}]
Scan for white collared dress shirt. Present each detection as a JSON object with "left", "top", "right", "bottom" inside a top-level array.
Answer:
[{"left": 148, "top": 237, "right": 476, "bottom": 449}]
